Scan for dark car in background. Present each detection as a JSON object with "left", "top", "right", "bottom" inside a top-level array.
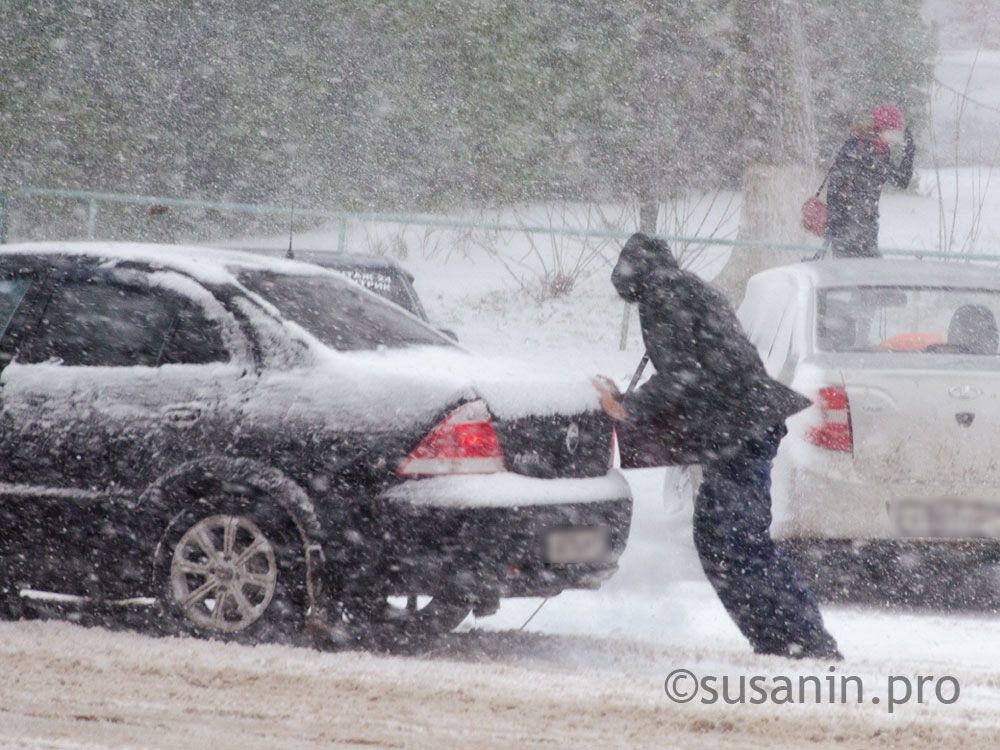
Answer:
[
  {"left": 0, "top": 242, "right": 631, "bottom": 645},
  {"left": 244, "top": 247, "right": 431, "bottom": 321}
]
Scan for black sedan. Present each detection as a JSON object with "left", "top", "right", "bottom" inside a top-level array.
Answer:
[
  {"left": 0, "top": 243, "right": 631, "bottom": 644},
  {"left": 239, "top": 246, "right": 435, "bottom": 324}
]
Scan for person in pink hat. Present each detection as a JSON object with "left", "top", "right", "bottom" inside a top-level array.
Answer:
[{"left": 825, "top": 103, "right": 915, "bottom": 257}]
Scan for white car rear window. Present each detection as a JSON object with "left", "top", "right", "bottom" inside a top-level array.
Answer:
[{"left": 817, "top": 286, "right": 1000, "bottom": 355}]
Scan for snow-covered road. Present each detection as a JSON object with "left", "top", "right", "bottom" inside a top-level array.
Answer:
[
  {"left": 1, "top": 602, "right": 998, "bottom": 748},
  {"left": 3, "top": 467, "right": 999, "bottom": 748}
]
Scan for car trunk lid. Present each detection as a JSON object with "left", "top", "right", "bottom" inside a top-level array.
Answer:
[
  {"left": 842, "top": 358, "right": 1000, "bottom": 482},
  {"left": 493, "top": 411, "right": 612, "bottom": 479}
]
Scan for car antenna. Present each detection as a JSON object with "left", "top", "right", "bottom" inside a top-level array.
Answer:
[{"left": 285, "top": 207, "right": 295, "bottom": 260}]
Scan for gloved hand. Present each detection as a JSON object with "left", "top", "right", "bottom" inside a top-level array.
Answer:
[
  {"left": 592, "top": 377, "right": 628, "bottom": 422},
  {"left": 593, "top": 374, "right": 621, "bottom": 397}
]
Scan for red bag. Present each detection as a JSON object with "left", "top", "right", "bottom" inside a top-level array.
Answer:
[
  {"left": 801, "top": 195, "right": 827, "bottom": 235},
  {"left": 801, "top": 164, "right": 834, "bottom": 236}
]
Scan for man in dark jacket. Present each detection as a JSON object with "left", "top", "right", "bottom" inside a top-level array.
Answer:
[
  {"left": 595, "top": 233, "right": 840, "bottom": 659},
  {"left": 826, "top": 103, "right": 915, "bottom": 258}
]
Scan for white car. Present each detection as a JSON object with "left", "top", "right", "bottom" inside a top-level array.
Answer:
[{"left": 738, "top": 259, "right": 1000, "bottom": 568}]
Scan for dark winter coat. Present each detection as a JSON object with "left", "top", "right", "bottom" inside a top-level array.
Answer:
[
  {"left": 612, "top": 233, "right": 811, "bottom": 466},
  {"left": 826, "top": 125, "right": 915, "bottom": 258}
]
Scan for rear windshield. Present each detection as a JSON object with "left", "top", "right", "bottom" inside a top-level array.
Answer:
[
  {"left": 817, "top": 286, "right": 1000, "bottom": 355},
  {"left": 337, "top": 268, "right": 411, "bottom": 309},
  {"left": 237, "top": 270, "right": 449, "bottom": 351},
  {"left": 292, "top": 252, "right": 426, "bottom": 319}
]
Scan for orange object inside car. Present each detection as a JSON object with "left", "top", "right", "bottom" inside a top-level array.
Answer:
[{"left": 878, "top": 332, "right": 945, "bottom": 352}]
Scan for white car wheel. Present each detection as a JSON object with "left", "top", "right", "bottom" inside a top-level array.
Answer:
[{"left": 169, "top": 514, "right": 279, "bottom": 634}]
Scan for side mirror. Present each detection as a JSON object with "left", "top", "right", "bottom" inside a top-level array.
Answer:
[{"left": 438, "top": 328, "right": 459, "bottom": 342}]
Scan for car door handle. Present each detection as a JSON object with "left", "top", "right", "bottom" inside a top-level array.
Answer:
[{"left": 163, "top": 406, "right": 202, "bottom": 425}]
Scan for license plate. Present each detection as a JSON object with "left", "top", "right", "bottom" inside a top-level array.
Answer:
[
  {"left": 544, "top": 527, "right": 611, "bottom": 564},
  {"left": 889, "top": 499, "right": 1000, "bottom": 537}
]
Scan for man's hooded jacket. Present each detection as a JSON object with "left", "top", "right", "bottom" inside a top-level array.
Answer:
[{"left": 612, "top": 233, "right": 811, "bottom": 466}]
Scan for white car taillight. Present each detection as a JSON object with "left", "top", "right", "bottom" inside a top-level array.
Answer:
[
  {"left": 396, "top": 400, "right": 506, "bottom": 476},
  {"left": 806, "top": 386, "right": 853, "bottom": 453}
]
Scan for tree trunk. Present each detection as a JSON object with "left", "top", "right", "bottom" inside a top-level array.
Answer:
[
  {"left": 633, "top": 2, "right": 666, "bottom": 237},
  {"left": 713, "top": 0, "right": 818, "bottom": 302},
  {"left": 639, "top": 193, "right": 659, "bottom": 234},
  {"left": 716, "top": 162, "right": 817, "bottom": 296}
]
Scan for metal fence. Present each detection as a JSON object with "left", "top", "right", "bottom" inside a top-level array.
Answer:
[
  {"left": 2, "top": 186, "right": 998, "bottom": 350},
  {"left": 4, "top": 185, "right": 999, "bottom": 262}
]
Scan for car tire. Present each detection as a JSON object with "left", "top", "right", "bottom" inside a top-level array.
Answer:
[
  {"left": 780, "top": 539, "right": 867, "bottom": 602},
  {"left": 154, "top": 498, "right": 307, "bottom": 643},
  {"left": 0, "top": 583, "right": 28, "bottom": 622},
  {"left": 782, "top": 539, "right": 910, "bottom": 604}
]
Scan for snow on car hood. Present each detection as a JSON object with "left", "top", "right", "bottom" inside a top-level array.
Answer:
[{"left": 253, "top": 344, "right": 602, "bottom": 435}]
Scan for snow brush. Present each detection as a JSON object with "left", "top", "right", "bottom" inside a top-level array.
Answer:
[{"left": 626, "top": 352, "right": 650, "bottom": 395}]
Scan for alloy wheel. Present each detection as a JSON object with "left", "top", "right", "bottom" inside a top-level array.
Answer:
[{"left": 169, "top": 514, "right": 278, "bottom": 634}]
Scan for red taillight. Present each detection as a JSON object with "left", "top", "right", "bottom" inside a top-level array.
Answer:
[
  {"left": 396, "top": 401, "right": 505, "bottom": 476},
  {"left": 806, "top": 386, "right": 853, "bottom": 453}
]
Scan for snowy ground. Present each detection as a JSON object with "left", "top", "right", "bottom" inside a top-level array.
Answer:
[{"left": 3, "top": 614, "right": 998, "bottom": 750}]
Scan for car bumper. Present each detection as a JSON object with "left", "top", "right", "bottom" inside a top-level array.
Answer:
[
  {"left": 780, "top": 537, "right": 1000, "bottom": 608},
  {"left": 774, "top": 448, "right": 1000, "bottom": 540},
  {"left": 374, "top": 471, "right": 633, "bottom": 598}
]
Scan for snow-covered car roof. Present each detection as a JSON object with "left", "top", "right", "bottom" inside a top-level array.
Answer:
[
  {"left": 0, "top": 241, "right": 351, "bottom": 287},
  {"left": 237, "top": 247, "right": 414, "bottom": 279},
  {"left": 0, "top": 241, "right": 602, "bottom": 420},
  {"left": 751, "top": 258, "right": 1000, "bottom": 291}
]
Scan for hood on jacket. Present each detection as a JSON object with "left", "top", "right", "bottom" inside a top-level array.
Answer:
[{"left": 611, "top": 232, "right": 679, "bottom": 303}]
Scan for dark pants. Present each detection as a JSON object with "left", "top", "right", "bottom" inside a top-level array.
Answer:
[
  {"left": 693, "top": 424, "right": 839, "bottom": 658},
  {"left": 830, "top": 223, "right": 880, "bottom": 258}
]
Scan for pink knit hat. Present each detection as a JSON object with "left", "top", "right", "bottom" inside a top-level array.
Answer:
[{"left": 872, "top": 103, "right": 904, "bottom": 132}]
